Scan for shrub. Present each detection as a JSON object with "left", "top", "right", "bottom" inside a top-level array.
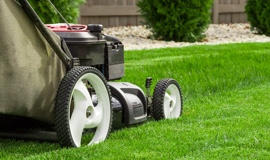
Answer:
[
  {"left": 28, "top": 0, "right": 85, "bottom": 24},
  {"left": 137, "top": 0, "right": 213, "bottom": 42},
  {"left": 245, "top": 0, "right": 270, "bottom": 36}
]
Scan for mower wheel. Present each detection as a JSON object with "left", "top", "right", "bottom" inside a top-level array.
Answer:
[
  {"left": 55, "top": 66, "right": 112, "bottom": 147},
  {"left": 152, "top": 79, "right": 183, "bottom": 120}
]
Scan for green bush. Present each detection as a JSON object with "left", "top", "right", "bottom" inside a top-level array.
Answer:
[
  {"left": 245, "top": 0, "right": 270, "bottom": 36},
  {"left": 137, "top": 0, "right": 212, "bottom": 42},
  {"left": 28, "top": 0, "right": 85, "bottom": 24}
]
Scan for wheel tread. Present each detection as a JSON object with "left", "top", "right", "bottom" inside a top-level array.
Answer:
[
  {"left": 152, "top": 78, "right": 183, "bottom": 120},
  {"left": 54, "top": 66, "right": 112, "bottom": 147}
]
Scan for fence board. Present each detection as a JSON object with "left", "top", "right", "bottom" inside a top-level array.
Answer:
[
  {"left": 80, "top": 6, "right": 139, "bottom": 16},
  {"left": 218, "top": 4, "right": 244, "bottom": 13},
  {"left": 212, "top": 0, "right": 247, "bottom": 24}
]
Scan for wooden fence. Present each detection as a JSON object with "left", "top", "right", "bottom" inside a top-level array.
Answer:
[
  {"left": 212, "top": 0, "right": 247, "bottom": 24},
  {"left": 79, "top": 0, "right": 142, "bottom": 27},
  {"left": 79, "top": 0, "right": 248, "bottom": 27}
]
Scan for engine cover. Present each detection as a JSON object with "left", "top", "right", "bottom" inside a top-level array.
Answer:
[
  {"left": 46, "top": 23, "right": 124, "bottom": 80},
  {"left": 108, "top": 82, "right": 147, "bottom": 125}
]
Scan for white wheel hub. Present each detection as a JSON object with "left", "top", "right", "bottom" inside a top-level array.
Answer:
[
  {"left": 69, "top": 73, "right": 111, "bottom": 147},
  {"left": 163, "top": 84, "right": 181, "bottom": 119}
]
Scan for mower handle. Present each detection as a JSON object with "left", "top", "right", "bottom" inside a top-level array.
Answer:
[{"left": 17, "top": 0, "right": 73, "bottom": 69}]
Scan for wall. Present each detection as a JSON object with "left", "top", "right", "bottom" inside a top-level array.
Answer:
[
  {"left": 212, "top": 0, "right": 247, "bottom": 24},
  {"left": 79, "top": 0, "right": 142, "bottom": 27}
]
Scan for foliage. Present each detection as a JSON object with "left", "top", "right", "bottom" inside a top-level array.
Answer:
[
  {"left": 28, "top": 0, "right": 85, "bottom": 24},
  {"left": 137, "top": 0, "right": 213, "bottom": 42},
  {"left": 245, "top": 0, "right": 270, "bottom": 36}
]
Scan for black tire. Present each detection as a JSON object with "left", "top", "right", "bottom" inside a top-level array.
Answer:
[
  {"left": 55, "top": 66, "right": 112, "bottom": 147},
  {"left": 152, "top": 78, "right": 183, "bottom": 120}
]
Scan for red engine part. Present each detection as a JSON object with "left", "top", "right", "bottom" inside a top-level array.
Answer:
[{"left": 46, "top": 23, "right": 87, "bottom": 32}]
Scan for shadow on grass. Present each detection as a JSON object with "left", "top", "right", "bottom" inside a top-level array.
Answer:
[{"left": 0, "top": 137, "right": 60, "bottom": 159}]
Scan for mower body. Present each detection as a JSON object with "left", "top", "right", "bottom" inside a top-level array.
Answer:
[
  {"left": 0, "top": 0, "right": 147, "bottom": 129},
  {"left": 0, "top": 0, "right": 183, "bottom": 146},
  {"left": 46, "top": 23, "right": 148, "bottom": 127}
]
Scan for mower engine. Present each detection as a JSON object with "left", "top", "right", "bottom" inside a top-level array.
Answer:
[
  {"left": 47, "top": 23, "right": 148, "bottom": 126},
  {"left": 46, "top": 23, "right": 124, "bottom": 81}
]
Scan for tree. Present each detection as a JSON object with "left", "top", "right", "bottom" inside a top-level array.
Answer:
[
  {"left": 137, "top": 0, "right": 213, "bottom": 42},
  {"left": 28, "top": 0, "right": 85, "bottom": 24},
  {"left": 245, "top": 0, "right": 270, "bottom": 36}
]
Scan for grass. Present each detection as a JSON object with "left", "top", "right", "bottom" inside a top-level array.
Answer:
[
  {"left": 1, "top": 42, "right": 270, "bottom": 159},
  {"left": 122, "top": 43, "right": 270, "bottom": 101}
]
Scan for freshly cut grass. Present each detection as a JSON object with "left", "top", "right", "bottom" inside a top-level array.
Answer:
[
  {"left": 1, "top": 42, "right": 270, "bottom": 159},
  {"left": 122, "top": 43, "right": 270, "bottom": 101}
]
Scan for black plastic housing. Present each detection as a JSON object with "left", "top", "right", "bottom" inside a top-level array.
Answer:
[
  {"left": 56, "top": 31, "right": 106, "bottom": 66},
  {"left": 108, "top": 82, "right": 148, "bottom": 125},
  {"left": 105, "top": 42, "right": 124, "bottom": 80}
]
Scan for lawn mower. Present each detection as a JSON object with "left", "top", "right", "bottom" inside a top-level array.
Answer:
[{"left": 0, "top": 0, "right": 183, "bottom": 147}]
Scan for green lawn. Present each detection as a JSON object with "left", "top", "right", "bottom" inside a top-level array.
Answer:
[{"left": 1, "top": 42, "right": 270, "bottom": 159}]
